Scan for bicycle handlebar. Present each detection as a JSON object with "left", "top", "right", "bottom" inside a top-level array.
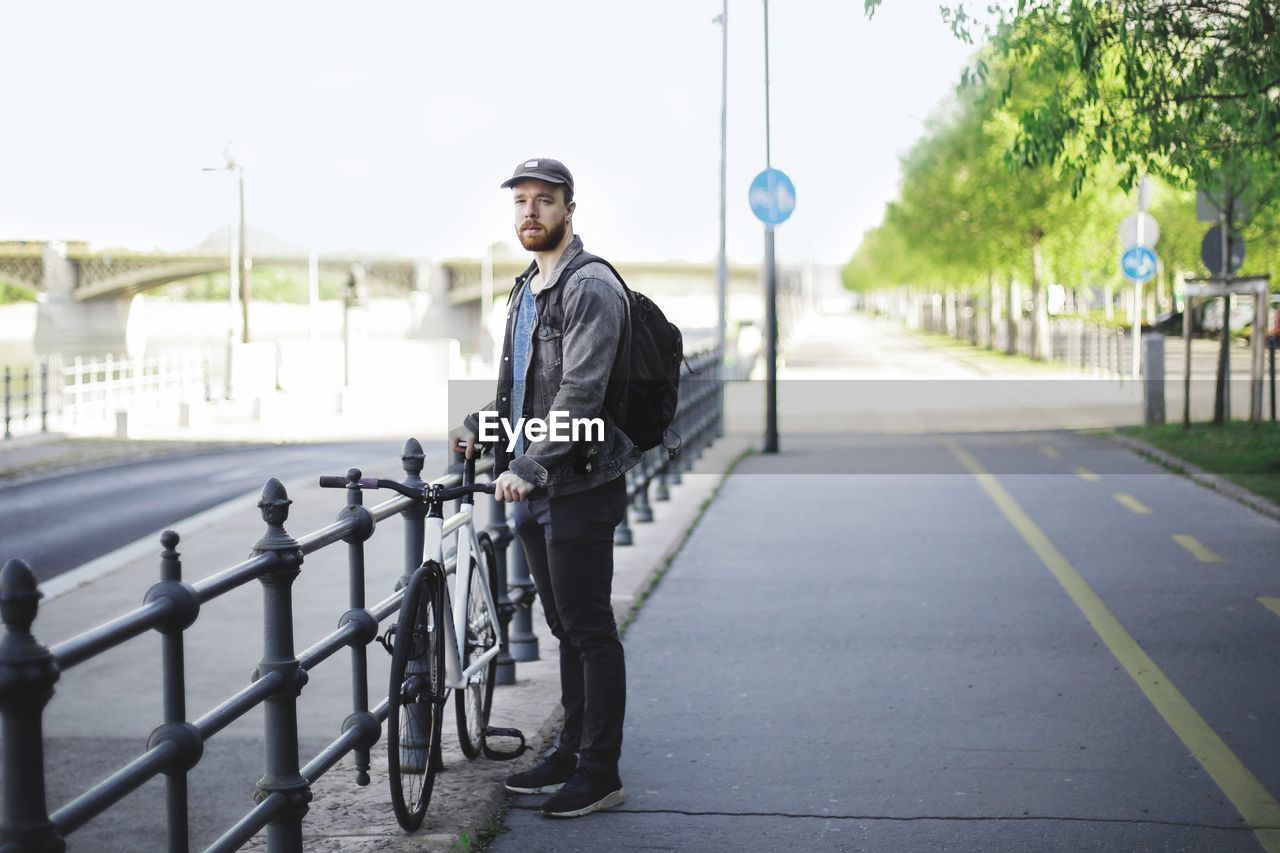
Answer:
[
  {"left": 318, "top": 475, "right": 495, "bottom": 502},
  {"left": 318, "top": 475, "right": 379, "bottom": 489}
]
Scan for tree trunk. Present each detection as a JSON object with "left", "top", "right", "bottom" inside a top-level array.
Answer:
[
  {"left": 987, "top": 271, "right": 998, "bottom": 350},
  {"left": 1030, "top": 229, "right": 1045, "bottom": 360},
  {"left": 1005, "top": 276, "right": 1018, "bottom": 356}
]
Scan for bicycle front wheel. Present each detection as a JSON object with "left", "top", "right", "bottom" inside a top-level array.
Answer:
[
  {"left": 388, "top": 563, "right": 445, "bottom": 831},
  {"left": 456, "top": 533, "right": 499, "bottom": 759}
]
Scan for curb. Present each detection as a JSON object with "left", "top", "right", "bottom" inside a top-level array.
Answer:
[{"left": 1110, "top": 432, "right": 1280, "bottom": 523}]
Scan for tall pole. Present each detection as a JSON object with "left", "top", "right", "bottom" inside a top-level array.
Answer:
[
  {"left": 228, "top": 187, "right": 241, "bottom": 399},
  {"left": 715, "top": 2, "right": 729, "bottom": 377},
  {"left": 238, "top": 168, "right": 251, "bottom": 344},
  {"left": 1132, "top": 177, "right": 1147, "bottom": 380},
  {"left": 1213, "top": 200, "right": 1231, "bottom": 424},
  {"left": 762, "top": 0, "right": 779, "bottom": 453},
  {"left": 763, "top": 0, "right": 772, "bottom": 171}
]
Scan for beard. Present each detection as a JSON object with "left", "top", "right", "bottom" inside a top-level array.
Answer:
[{"left": 517, "top": 218, "right": 567, "bottom": 252}]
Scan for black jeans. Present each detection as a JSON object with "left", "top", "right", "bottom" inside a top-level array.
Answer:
[{"left": 513, "top": 475, "right": 628, "bottom": 773}]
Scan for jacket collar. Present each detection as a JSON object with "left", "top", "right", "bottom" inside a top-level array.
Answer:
[{"left": 516, "top": 234, "right": 584, "bottom": 294}]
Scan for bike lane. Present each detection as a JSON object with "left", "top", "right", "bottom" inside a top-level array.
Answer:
[
  {"left": 494, "top": 433, "right": 1262, "bottom": 852},
  {"left": 944, "top": 431, "right": 1280, "bottom": 849}
]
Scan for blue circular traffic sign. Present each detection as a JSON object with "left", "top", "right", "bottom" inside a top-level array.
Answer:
[
  {"left": 1120, "top": 245, "right": 1157, "bottom": 283},
  {"left": 749, "top": 168, "right": 796, "bottom": 226}
]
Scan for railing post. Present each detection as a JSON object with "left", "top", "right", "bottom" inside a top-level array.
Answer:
[
  {"left": 144, "top": 531, "right": 202, "bottom": 853},
  {"left": 505, "top": 510, "right": 539, "bottom": 663},
  {"left": 399, "top": 439, "right": 427, "bottom": 589},
  {"left": 39, "top": 360, "right": 49, "bottom": 434},
  {"left": 652, "top": 448, "right": 670, "bottom": 502},
  {"left": 251, "top": 480, "right": 310, "bottom": 853},
  {"left": 486, "top": 495, "right": 518, "bottom": 685},
  {"left": 339, "top": 469, "right": 377, "bottom": 786},
  {"left": 614, "top": 474, "right": 634, "bottom": 546},
  {"left": 3, "top": 366, "right": 11, "bottom": 440},
  {"left": 631, "top": 459, "right": 654, "bottom": 523},
  {"left": 21, "top": 368, "right": 31, "bottom": 430},
  {"left": 0, "top": 558, "right": 64, "bottom": 852}
]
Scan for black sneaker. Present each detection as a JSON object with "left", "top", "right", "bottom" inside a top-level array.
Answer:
[
  {"left": 540, "top": 767, "right": 625, "bottom": 818},
  {"left": 504, "top": 750, "right": 577, "bottom": 794}
]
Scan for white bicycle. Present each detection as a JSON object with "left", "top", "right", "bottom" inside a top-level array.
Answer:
[{"left": 323, "top": 458, "right": 517, "bottom": 831}]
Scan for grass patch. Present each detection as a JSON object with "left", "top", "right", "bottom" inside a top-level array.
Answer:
[
  {"left": 453, "top": 806, "right": 511, "bottom": 852},
  {"left": 1122, "top": 421, "right": 1280, "bottom": 506}
]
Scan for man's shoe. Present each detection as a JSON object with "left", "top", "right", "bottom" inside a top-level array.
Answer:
[
  {"left": 504, "top": 750, "right": 577, "bottom": 794},
  {"left": 540, "top": 767, "right": 625, "bottom": 818}
]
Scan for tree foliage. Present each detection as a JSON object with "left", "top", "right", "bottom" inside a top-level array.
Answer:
[
  {"left": 850, "top": 0, "right": 1280, "bottom": 297},
  {"left": 868, "top": 0, "right": 1280, "bottom": 203}
]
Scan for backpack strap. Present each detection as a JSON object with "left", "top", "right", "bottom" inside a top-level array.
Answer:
[
  {"left": 542, "top": 251, "right": 630, "bottom": 334},
  {"left": 562, "top": 252, "right": 632, "bottom": 296}
]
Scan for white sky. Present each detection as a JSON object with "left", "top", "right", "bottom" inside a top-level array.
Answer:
[{"left": 1, "top": 1, "right": 981, "bottom": 266}]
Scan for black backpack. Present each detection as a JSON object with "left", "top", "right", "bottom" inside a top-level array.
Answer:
[{"left": 513, "top": 252, "right": 684, "bottom": 457}]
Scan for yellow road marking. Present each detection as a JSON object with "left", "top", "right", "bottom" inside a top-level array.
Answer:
[
  {"left": 1113, "top": 493, "right": 1153, "bottom": 515},
  {"left": 1259, "top": 598, "right": 1280, "bottom": 619},
  {"left": 1173, "top": 534, "right": 1225, "bottom": 564},
  {"left": 940, "top": 437, "right": 1280, "bottom": 851},
  {"left": 1040, "top": 445, "right": 1061, "bottom": 459},
  {"left": 1074, "top": 466, "right": 1101, "bottom": 482}
]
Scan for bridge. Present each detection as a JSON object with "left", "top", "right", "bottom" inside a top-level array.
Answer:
[{"left": 1, "top": 241, "right": 779, "bottom": 357}]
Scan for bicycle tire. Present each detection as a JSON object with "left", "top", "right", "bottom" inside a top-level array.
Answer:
[
  {"left": 456, "top": 533, "right": 499, "bottom": 759},
  {"left": 388, "top": 563, "right": 445, "bottom": 831}
]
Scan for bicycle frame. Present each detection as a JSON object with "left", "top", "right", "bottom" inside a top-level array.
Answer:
[{"left": 422, "top": 496, "right": 503, "bottom": 691}]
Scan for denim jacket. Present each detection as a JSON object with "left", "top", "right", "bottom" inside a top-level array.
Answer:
[{"left": 463, "top": 235, "right": 641, "bottom": 497}]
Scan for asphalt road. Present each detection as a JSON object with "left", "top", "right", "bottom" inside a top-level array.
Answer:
[
  {"left": 495, "top": 431, "right": 1280, "bottom": 852},
  {"left": 0, "top": 441, "right": 396, "bottom": 582}
]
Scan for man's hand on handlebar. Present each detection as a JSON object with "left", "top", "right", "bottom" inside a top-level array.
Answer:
[
  {"left": 450, "top": 429, "right": 482, "bottom": 460},
  {"left": 494, "top": 471, "right": 534, "bottom": 503}
]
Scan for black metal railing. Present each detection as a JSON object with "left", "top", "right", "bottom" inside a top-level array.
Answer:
[
  {"left": 615, "top": 348, "right": 723, "bottom": 545},
  {"left": 0, "top": 347, "right": 725, "bottom": 852}
]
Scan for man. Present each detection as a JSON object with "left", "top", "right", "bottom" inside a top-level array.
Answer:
[{"left": 451, "top": 157, "right": 640, "bottom": 818}]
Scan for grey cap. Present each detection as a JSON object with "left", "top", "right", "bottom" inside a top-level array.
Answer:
[{"left": 500, "top": 157, "right": 574, "bottom": 193}]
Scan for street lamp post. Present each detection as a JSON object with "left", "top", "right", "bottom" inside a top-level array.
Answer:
[
  {"left": 714, "top": 2, "right": 729, "bottom": 380},
  {"left": 202, "top": 151, "right": 247, "bottom": 399},
  {"left": 203, "top": 147, "right": 251, "bottom": 345},
  {"left": 236, "top": 166, "right": 250, "bottom": 343}
]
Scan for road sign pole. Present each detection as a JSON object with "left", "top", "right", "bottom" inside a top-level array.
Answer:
[
  {"left": 1182, "top": 297, "right": 1193, "bottom": 428},
  {"left": 1252, "top": 286, "right": 1266, "bottom": 422},
  {"left": 1132, "top": 179, "right": 1146, "bottom": 380},
  {"left": 1213, "top": 206, "right": 1231, "bottom": 424},
  {"left": 761, "top": 0, "right": 779, "bottom": 453},
  {"left": 764, "top": 225, "right": 779, "bottom": 453}
]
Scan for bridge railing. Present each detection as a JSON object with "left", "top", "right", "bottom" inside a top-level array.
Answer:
[
  {"left": 58, "top": 352, "right": 210, "bottom": 434},
  {"left": 0, "top": 349, "right": 725, "bottom": 853},
  {"left": 1, "top": 352, "right": 211, "bottom": 441},
  {"left": 1, "top": 363, "right": 52, "bottom": 440}
]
